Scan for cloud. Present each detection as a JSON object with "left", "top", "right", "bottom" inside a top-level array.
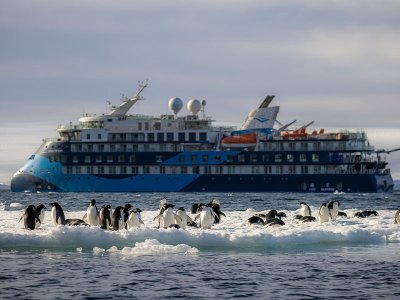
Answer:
[{"left": 0, "top": 0, "right": 399, "bottom": 181}]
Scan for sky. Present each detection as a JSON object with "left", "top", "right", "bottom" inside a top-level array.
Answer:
[{"left": 0, "top": 0, "right": 399, "bottom": 183}]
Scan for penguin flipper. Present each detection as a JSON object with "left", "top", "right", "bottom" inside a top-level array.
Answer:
[
  {"left": 139, "top": 218, "right": 145, "bottom": 225},
  {"left": 18, "top": 214, "right": 24, "bottom": 223},
  {"left": 153, "top": 214, "right": 162, "bottom": 221},
  {"left": 194, "top": 214, "right": 200, "bottom": 221},
  {"left": 187, "top": 215, "right": 194, "bottom": 223},
  {"left": 220, "top": 211, "right": 226, "bottom": 217},
  {"left": 82, "top": 213, "right": 87, "bottom": 221}
]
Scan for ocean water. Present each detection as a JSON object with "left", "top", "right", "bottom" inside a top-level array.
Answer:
[{"left": 0, "top": 190, "right": 399, "bottom": 299}]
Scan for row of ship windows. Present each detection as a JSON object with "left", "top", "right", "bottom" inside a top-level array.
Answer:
[
  {"left": 83, "top": 132, "right": 209, "bottom": 142},
  {"left": 50, "top": 153, "right": 320, "bottom": 164},
  {"left": 68, "top": 141, "right": 349, "bottom": 152},
  {"left": 63, "top": 165, "right": 329, "bottom": 175}
]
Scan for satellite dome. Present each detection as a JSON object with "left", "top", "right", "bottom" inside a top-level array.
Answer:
[
  {"left": 168, "top": 97, "right": 183, "bottom": 115},
  {"left": 187, "top": 99, "right": 201, "bottom": 115}
]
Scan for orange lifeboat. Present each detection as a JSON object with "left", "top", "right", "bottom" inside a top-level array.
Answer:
[
  {"left": 221, "top": 132, "right": 257, "bottom": 147},
  {"left": 281, "top": 129, "right": 308, "bottom": 139}
]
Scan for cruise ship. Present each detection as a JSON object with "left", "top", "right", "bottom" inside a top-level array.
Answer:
[{"left": 11, "top": 81, "right": 395, "bottom": 193}]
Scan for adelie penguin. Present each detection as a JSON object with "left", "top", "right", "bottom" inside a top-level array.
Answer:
[
  {"left": 50, "top": 202, "right": 66, "bottom": 226},
  {"left": 34, "top": 204, "right": 46, "bottom": 228},
  {"left": 111, "top": 206, "right": 124, "bottom": 231},
  {"left": 318, "top": 203, "right": 330, "bottom": 223},
  {"left": 66, "top": 219, "right": 89, "bottom": 226},
  {"left": 354, "top": 210, "right": 379, "bottom": 218},
  {"left": 99, "top": 204, "right": 112, "bottom": 230},
  {"left": 83, "top": 199, "right": 100, "bottom": 226},
  {"left": 175, "top": 207, "right": 194, "bottom": 229},
  {"left": 126, "top": 208, "right": 145, "bottom": 229},
  {"left": 328, "top": 200, "right": 340, "bottom": 221},
  {"left": 248, "top": 216, "right": 265, "bottom": 225},
  {"left": 264, "top": 218, "right": 285, "bottom": 228},
  {"left": 209, "top": 199, "right": 226, "bottom": 224},
  {"left": 194, "top": 203, "right": 216, "bottom": 229},
  {"left": 19, "top": 205, "right": 41, "bottom": 230},
  {"left": 299, "top": 201, "right": 311, "bottom": 217},
  {"left": 157, "top": 197, "right": 168, "bottom": 228},
  {"left": 123, "top": 203, "right": 133, "bottom": 229},
  {"left": 154, "top": 203, "right": 182, "bottom": 228}
]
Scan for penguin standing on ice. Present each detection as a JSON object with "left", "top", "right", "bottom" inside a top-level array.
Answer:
[
  {"left": 34, "top": 204, "right": 46, "bottom": 228},
  {"left": 123, "top": 204, "right": 133, "bottom": 228},
  {"left": 299, "top": 201, "right": 311, "bottom": 217},
  {"left": 154, "top": 203, "right": 181, "bottom": 228},
  {"left": 50, "top": 202, "right": 66, "bottom": 226},
  {"left": 84, "top": 199, "right": 100, "bottom": 226},
  {"left": 157, "top": 197, "right": 168, "bottom": 228},
  {"left": 195, "top": 203, "right": 217, "bottom": 229},
  {"left": 209, "top": 199, "right": 226, "bottom": 224},
  {"left": 175, "top": 207, "right": 194, "bottom": 229},
  {"left": 99, "top": 204, "right": 112, "bottom": 230},
  {"left": 328, "top": 200, "right": 340, "bottom": 221},
  {"left": 111, "top": 206, "right": 124, "bottom": 231},
  {"left": 318, "top": 203, "right": 330, "bottom": 223},
  {"left": 126, "top": 208, "right": 145, "bottom": 229},
  {"left": 19, "top": 205, "right": 41, "bottom": 230}
]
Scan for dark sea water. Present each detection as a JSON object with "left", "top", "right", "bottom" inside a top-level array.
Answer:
[{"left": 0, "top": 191, "right": 399, "bottom": 299}]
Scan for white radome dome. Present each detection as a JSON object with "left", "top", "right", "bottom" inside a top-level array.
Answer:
[
  {"left": 168, "top": 97, "right": 183, "bottom": 115},
  {"left": 187, "top": 99, "right": 201, "bottom": 115}
]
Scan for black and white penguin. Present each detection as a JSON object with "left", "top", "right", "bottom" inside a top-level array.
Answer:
[
  {"left": 209, "top": 199, "right": 226, "bottom": 224},
  {"left": 248, "top": 216, "right": 265, "bottom": 225},
  {"left": 126, "top": 208, "right": 145, "bottom": 229},
  {"left": 99, "top": 204, "right": 112, "bottom": 230},
  {"left": 299, "top": 201, "right": 311, "bottom": 217},
  {"left": 84, "top": 199, "right": 100, "bottom": 226},
  {"left": 394, "top": 210, "right": 400, "bottom": 224},
  {"left": 19, "top": 205, "right": 41, "bottom": 230},
  {"left": 66, "top": 219, "right": 89, "bottom": 226},
  {"left": 328, "top": 200, "right": 340, "bottom": 221},
  {"left": 194, "top": 203, "right": 216, "bottom": 229},
  {"left": 50, "top": 202, "right": 66, "bottom": 226},
  {"left": 111, "top": 206, "right": 124, "bottom": 231},
  {"left": 34, "top": 204, "right": 46, "bottom": 228},
  {"left": 264, "top": 218, "right": 285, "bottom": 228},
  {"left": 190, "top": 203, "right": 200, "bottom": 214},
  {"left": 354, "top": 210, "right": 379, "bottom": 218},
  {"left": 175, "top": 207, "right": 190, "bottom": 229},
  {"left": 277, "top": 211, "right": 287, "bottom": 218},
  {"left": 154, "top": 203, "right": 182, "bottom": 228},
  {"left": 156, "top": 197, "right": 168, "bottom": 228},
  {"left": 265, "top": 209, "right": 281, "bottom": 220},
  {"left": 318, "top": 203, "right": 330, "bottom": 223},
  {"left": 123, "top": 204, "right": 133, "bottom": 229}
]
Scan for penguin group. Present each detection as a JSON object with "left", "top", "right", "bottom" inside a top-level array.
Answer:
[
  {"left": 18, "top": 198, "right": 400, "bottom": 231},
  {"left": 248, "top": 209, "right": 286, "bottom": 227},
  {"left": 19, "top": 199, "right": 145, "bottom": 231},
  {"left": 153, "top": 197, "right": 224, "bottom": 229},
  {"left": 296, "top": 200, "right": 343, "bottom": 224}
]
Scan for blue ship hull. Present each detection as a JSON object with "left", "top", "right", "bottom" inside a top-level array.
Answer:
[{"left": 11, "top": 155, "right": 393, "bottom": 193}]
